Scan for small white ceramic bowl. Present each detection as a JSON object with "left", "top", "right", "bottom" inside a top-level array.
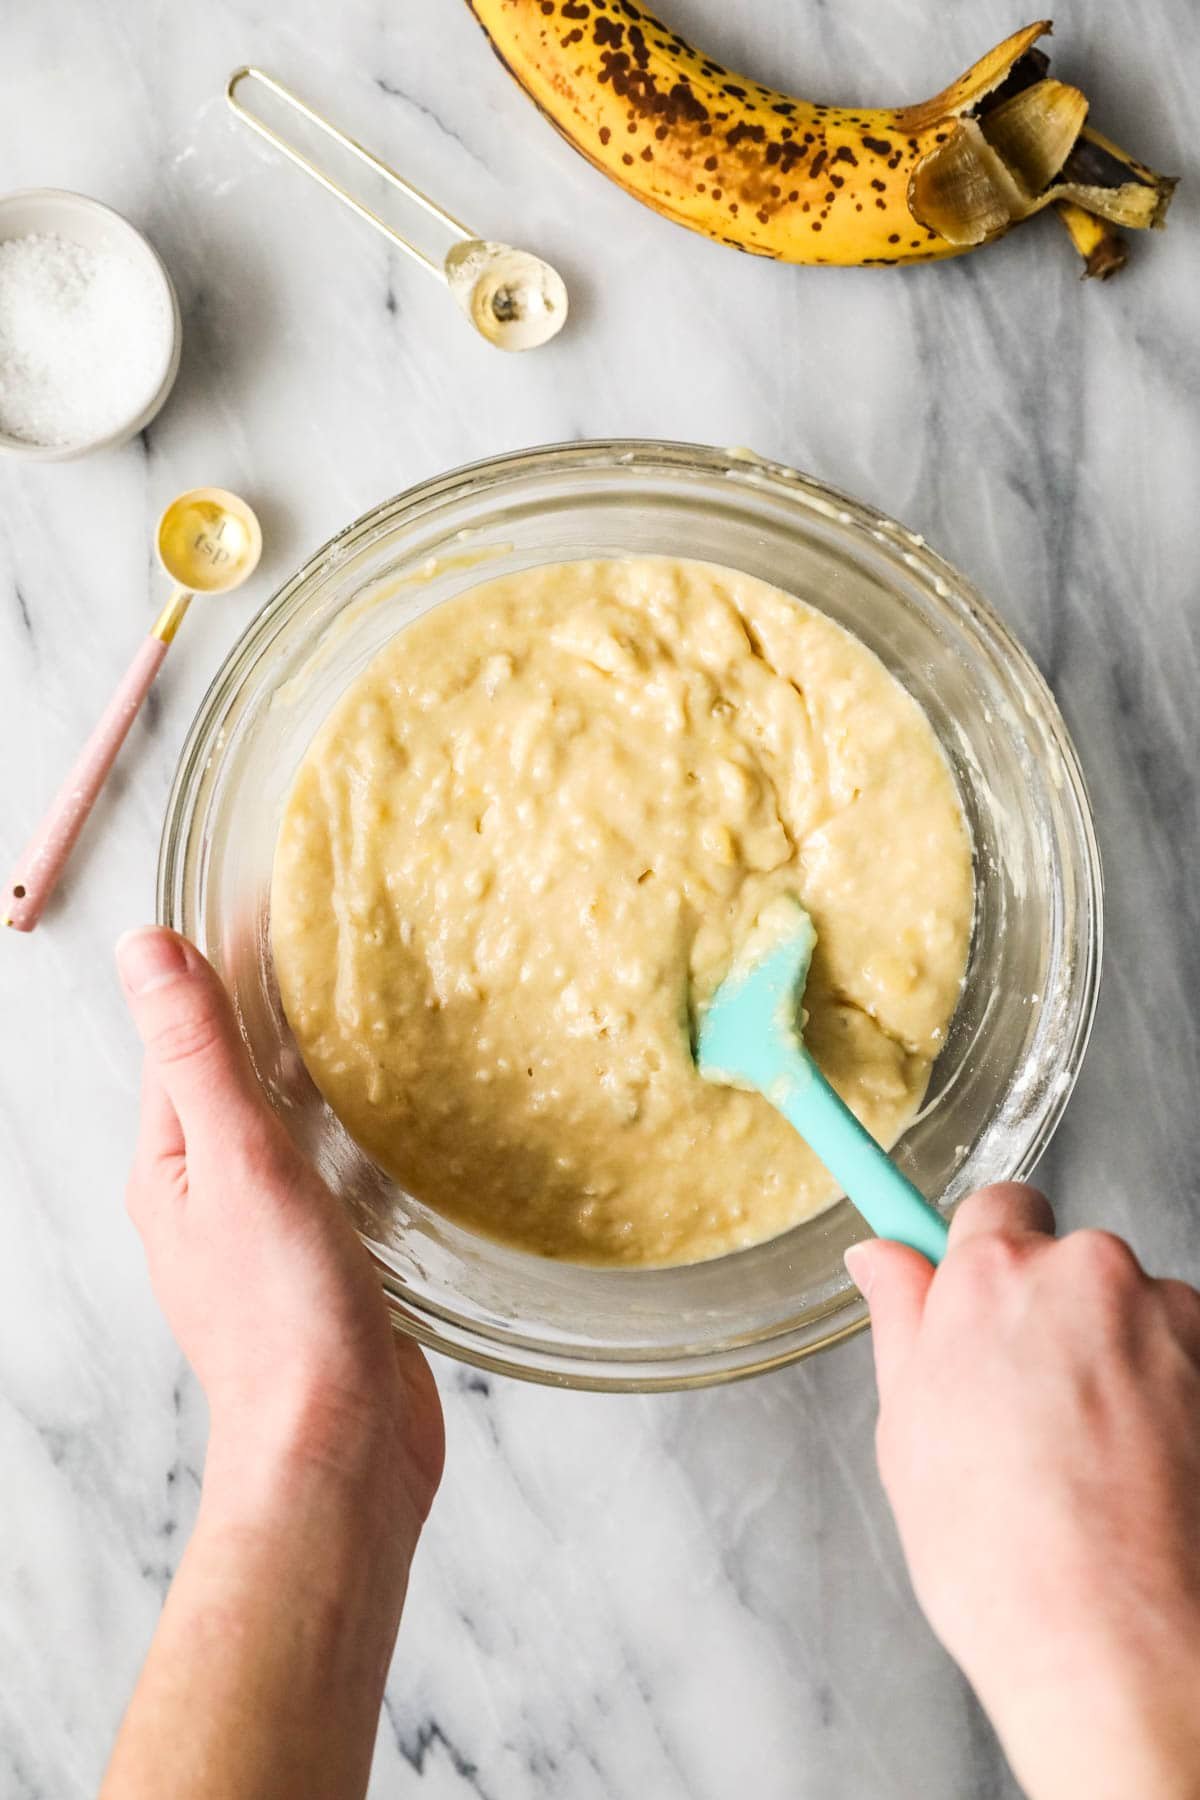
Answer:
[{"left": 0, "top": 189, "right": 182, "bottom": 462}]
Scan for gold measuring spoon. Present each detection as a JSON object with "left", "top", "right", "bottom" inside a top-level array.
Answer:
[
  {"left": 4, "top": 488, "right": 262, "bottom": 933},
  {"left": 227, "top": 67, "right": 568, "bottom": 352}
]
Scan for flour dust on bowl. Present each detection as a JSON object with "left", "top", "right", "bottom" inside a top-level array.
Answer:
[{"left": 159, "top": 442, "right": 1102, "bottom": 1390}]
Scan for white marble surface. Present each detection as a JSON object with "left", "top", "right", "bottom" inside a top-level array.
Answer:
[{"left": 2, "top": 1, "right": 1198, "bottom": 1794}]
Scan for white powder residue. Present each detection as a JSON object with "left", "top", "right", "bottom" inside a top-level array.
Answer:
[{"left": 0, "top": 232, "right": 172, "bottom": 447}]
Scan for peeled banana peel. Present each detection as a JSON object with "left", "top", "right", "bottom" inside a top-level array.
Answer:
[
  {"left": 467, "top": 5, "right": 1175, "bottom": 273},
  {"left": 1056, "top": 201, "right": 1128, "bottom": 280}
]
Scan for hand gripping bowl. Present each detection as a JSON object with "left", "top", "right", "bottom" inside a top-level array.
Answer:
[{"left": 158, "top": 441, "right": 1102, "bottom": 1391}]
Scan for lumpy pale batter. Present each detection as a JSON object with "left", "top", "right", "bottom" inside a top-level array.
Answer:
[{"left": 271, "top": 558, "right": 973, "bottom": 1267}]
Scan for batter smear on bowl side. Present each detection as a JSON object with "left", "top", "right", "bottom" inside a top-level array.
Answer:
[{"left": 270, "top": 558, "right": 973, "bottom": 1266}]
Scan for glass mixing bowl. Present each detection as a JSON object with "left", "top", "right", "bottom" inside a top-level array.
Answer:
[{"left": 158, "top": 441, "right": 1102, "bottom": 1390}]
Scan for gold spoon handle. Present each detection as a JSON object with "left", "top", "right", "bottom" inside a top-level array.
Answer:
[
  {"left": 151, "top": 586, "right": 193, "bottom": 646},
  {"left": 226, "top": 66, "right": 474, "bottom": 280}
]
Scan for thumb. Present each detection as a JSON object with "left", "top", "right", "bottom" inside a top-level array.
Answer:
[
  {"left": 845, "top": 1239, "right": 934, "bottom": 1406},
  {"left": 116, "top": 927, "right": 267, "bottom": 1138}
]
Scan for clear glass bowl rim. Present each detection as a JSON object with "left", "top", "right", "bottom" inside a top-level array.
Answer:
[{"left": 158, "top": 439, "right": 1103, "bottom": 1391}]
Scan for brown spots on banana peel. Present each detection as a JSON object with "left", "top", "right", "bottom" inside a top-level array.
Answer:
[{"left": 467, "top": 0, "right": 1175, "bottom": 269}]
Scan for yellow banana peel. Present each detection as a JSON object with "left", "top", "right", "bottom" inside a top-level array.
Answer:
[
  {"left": 1056, "top": 200, "right": 1129, "bottom": 279},
  {"left": 467, "top": 4, "right": 1175, "bottom": 271}
]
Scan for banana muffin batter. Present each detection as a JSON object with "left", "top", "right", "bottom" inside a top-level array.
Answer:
[{"left": 271, "top": 558, "right": 973, "bottom": 1266}]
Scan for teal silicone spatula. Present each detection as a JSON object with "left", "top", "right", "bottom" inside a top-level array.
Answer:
[{"left": 695, "top": 896, "right": 949, "bottom": 1264}]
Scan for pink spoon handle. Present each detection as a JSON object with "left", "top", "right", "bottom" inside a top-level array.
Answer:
[{"left": 4, "top": 634, "right": 170, "bottom": 932}]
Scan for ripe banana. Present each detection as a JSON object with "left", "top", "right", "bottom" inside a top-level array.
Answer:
[{"left": 466, "top": 4, "right": 1175, "bottom": 270}]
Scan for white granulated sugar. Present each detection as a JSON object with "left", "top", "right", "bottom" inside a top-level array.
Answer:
[{"left": 0, "top": 232, "right": 171, "bottom": 447}]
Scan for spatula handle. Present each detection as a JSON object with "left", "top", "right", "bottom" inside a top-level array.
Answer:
[{"left": 776, "top": 1052, "right": 950, "bottom": 1264}]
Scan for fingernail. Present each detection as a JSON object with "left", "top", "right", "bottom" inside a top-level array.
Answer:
[
  {"left": 844, "top": 1243, "right": 874, "bottom": 1299},
  {"left": 115, "top": 928, "right": 189, "bottom": 996}
]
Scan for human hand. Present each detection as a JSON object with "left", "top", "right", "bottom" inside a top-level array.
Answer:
[
  {"left": 117, "top": 926, "right": 443, "bottom": 1535},
  {"left": 847, "top": 1186, "right": 1200, "bottom": 1800},
  {"left": 107, "top": 926, "right": 444, "bottom": 1800}
]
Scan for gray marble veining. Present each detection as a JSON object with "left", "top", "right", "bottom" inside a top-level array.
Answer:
[{"left": 2, "top": 2, "right": 1197, "bottom": 1795}]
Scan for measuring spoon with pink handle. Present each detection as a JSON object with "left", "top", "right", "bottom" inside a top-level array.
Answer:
[{"left": 5, "top": 488, "right": 261, "bottom": 933}]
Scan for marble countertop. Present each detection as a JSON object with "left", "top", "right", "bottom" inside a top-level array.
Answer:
[{"left": 2, "top": 1, "right": 1197, "bottom": 1794}]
